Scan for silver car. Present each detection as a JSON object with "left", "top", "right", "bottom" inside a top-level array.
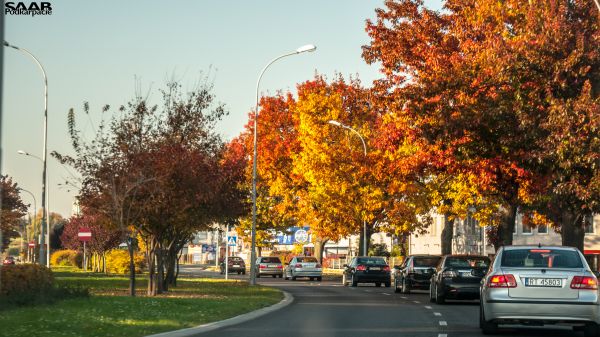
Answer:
[
  {"left": 480, "top": 245, "right": 600, "bottom": 336},
  {"left": 256, "top": 256, "right": 283, "bottom": 278},
  {"left": 284, "top": 256, "right": 323, "bottom": 281}
]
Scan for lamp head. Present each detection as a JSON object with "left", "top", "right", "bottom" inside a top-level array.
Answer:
[
  {"left": 296, "top": 44, "right": 317, "bottom": 54},
  {"left": 328, "top": 120, "right": 342, "bottom": 127},
  {"left": 17, "top": 150, "right": 27, "bottom": 155}
]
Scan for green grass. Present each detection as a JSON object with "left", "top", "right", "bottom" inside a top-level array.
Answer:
[{"left": 0, "top": 267, "right": 283, "bottom": 337}]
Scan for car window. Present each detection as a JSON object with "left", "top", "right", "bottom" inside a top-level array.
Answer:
[
  {"left": 445, "top": 257, "right": 490, "bottom": 268},
  {"left": 260, "top": 257, "right": 281, "bottom": 263},
  {"left": 357, "top": 258, "right": 387, "bottom": 265},
  {"left": 297, "top": 257, "right": 318, "bottom": 263},
  {"left": 413, "top": 257, "right": 441, "bottom": 267},
  {"left": 230, "top": 257, "right": 243, "bottom": 262},
  {"left": 501, "top": 249, "right": 583, "bottom": 269}
]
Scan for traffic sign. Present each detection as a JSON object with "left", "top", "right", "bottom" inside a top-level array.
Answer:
[
  {"left": 28, "top": 242, "right": 36, "bottom": 248},
  {"left": 227, "top": 236, "right": 237, "bottom": 246},
  {"left": 78, "top": 227, "right": 92, "bottom": 242}
]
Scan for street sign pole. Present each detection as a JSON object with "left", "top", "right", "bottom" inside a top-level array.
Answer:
[
  {"left": 83, "top": 241, "right": 86, "bottom": 271},
  {"left": 225, "top": 224, "right": 229, "bottom": 280}
]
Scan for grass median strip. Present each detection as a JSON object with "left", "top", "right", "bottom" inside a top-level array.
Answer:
[{"left": 0, "top": 268, "right": 283, "bottom": 337}]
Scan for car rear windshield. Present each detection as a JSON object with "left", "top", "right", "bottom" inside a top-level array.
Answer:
[
  {"left": 229, "top": 257, "right": 243, "bottom": 262},
  {"left": 413, "top": 257, "right": 441, "bottom": 267},
  {"left": 297, "top": 257, "right": 318, "bottom": 263},
  {"left": 261, "top": 257, "right": 281, "bottom": 263},
  {"left": 501, "top": 249, "right": 583, "bottom": 268},
  {"left": 357, "top": 258, "right": 387, "bottom": 265},
  {"left": 445, "top": 257, "right": 489, "bottom": 268}
]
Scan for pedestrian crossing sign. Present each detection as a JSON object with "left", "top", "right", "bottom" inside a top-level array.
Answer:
[{"left": 227, "top": 236, "right": 237, "bottom": 246}]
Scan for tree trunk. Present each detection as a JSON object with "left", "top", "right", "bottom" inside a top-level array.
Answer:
[
  {"left": 314, "top": 237, "right": 329, "bottom": 264},
  {"left": 358, "top": 221, "right": 373, "bottom": 256},
  {"left": 156, "top": 247, "right": 165, "bottom": 294},
  {"left": 495, "top": 203, "right": 518, "bottom": 250},
  {"left": 561, "top": 211, "right": 585, "bottom": 252},
  {"left": 127, "top": 240, "right": 136, "bottom": 297},
  {"left": 441, "top": 214, "right": 454, "bottom": 255}
]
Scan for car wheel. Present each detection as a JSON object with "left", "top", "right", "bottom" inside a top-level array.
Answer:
[
  {"left": 291, "top": 272, "right": 297, "bottom": 281},
  {"left": 242, "top": 270, "right": 246, "bottom": 275},
  {"left": 435, "top": 283, "right": 445, "bottom": 304},
  {"left": 278, "top": 274, "right": 283, "bottom": 278},
  {"left": 394, "top": 278, "right": 401, "bottom": 293},
  {"left": 401, "top": 277, "right": 411, "bottom": 294},
  {"left": 351, "top": 274, "right": 358, "bottom": 287},
  {"left": 256, "top": 274, "right": 261, "bottom": 278},
  {"left": 237, "top": 271, "right": 241, "bottom": 275},
  {"left": 317, "top": 276, "right": 322, "bottom": 282},
  {"left": 583, "top": 323, "right": 599, "bottom": 337},
  {"left": 272, "top": 275, "right": 276, "bottom": 278},
  {"left": 429, "top": 284, "right": 435, "bottom": 303},
  {"left": 480, "top": 304, "right": 498, "bottom": 335},
  {"left": 385, "top": 281, "right": 391, "bottom": 287},
  {"left": 375, "top": 282, "right": 382, "bottom": 287},
  {"left": 284, "top": 272, "right": 289, "bottom": 280}
]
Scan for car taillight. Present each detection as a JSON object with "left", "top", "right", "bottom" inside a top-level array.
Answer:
[
  {"left": 442, "top": 270, "right": 458, "bottom": 278},
  {"left": 259, "top": 264, "right": 266, "bottom": 269},
  {"left": 356, "top": 265, "right": 366, "bottom": 271},
  {"left": 277, "top": 265, "right": 283, "bottom": 269},
  {"left": 295, "top": 263, "right": 302, "bottom": 268},
  {"left": 488, "top": 274, "right": 517, "bottom": 288},
  {"left": 383, "top": 266, "right": 390, "bottom": 272},
  {"left": 315, "top": 264, "right": 322, "bottom": 268},
  {"left": 571, "top": 276, "right": 598, "bottom": 290}
]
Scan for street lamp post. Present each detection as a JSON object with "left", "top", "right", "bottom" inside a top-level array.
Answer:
[
  {"left": 18, "top": 150, "right": 49, "bottom": 265},
  {"left": 328, "top": 120, "right": 368, "bottom": 256},
  {"left": 6, "top": 40, "right": 49, "bottom": 268},
  {"left": 250, "top": 44, "right": 316, "bottom": 286},
  {"left": 17, "top": 188, "right": 37, "bottom": 262}
]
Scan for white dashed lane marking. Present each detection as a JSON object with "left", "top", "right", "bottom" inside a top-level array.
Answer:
[
  {"left": 413, "top": 300, "right": 420, "bottom": 304},
  {"left": 439, "top": 321, "right": 447, "bottom": 326},
  {"left": 438, "top": 334, "right": 448, "bottom": 337},
  {"left": 434, "top": 312, "right": 442, "bottom": 316},
  {"left": 424, "top": 305, "right": 432, "bottom": 309}
]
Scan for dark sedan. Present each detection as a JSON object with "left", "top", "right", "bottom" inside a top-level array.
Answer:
[
  {"left": 430, "top": 254, "right": 490, "bottom": 304},
  {"left": 394, "top": 254, "right": 441, "bottom": 294},
  {"left": 342, "top": 256, "right": 391, "bottom": 287},
  {"left": 219, "top": 256, "right": 246, "bottom": 275}
]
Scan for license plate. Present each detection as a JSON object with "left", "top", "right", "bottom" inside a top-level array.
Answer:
[
  {"left": 232, "top": 265, "right": 240, "bottom": 267},
  {"left": 370, "top": 267, "right": 381, "bottom": 271},
  {"left": 268, "top": 264, "right": 278, "bottom": 268},
  {"left": 524, "top": 278, "right": 562, "bottom": 287}
]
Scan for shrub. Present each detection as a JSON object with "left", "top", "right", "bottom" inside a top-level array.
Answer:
[
  {"left": 105, "top": 249, "right": 145, "bottom": 274},
  {"left": 0, "top": 264, "right": 54, "bottom": 305},
  {"left": 50, "top": 249, "right": 83, "bottom": 267}
]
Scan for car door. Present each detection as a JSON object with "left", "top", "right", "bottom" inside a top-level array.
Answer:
[
  {"left": 431, "top": 256, "right": 445, "bottom": 291},
  {"left": 345, "top": 258, "right": 356, "bottom": 279},
  {"left": 400, "top": 257, "right": 411, "bottom": 283}
]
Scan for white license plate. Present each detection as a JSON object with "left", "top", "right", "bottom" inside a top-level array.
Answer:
[
  {"left": 232, "top": 265, "right": 240, "bottom": 267},
  {"left": 370, "top": 267, "right": 381, "bottom": 271},
  {"left": 268, "top": 264, "right": 279, "bottom": 268},
  {"left": 524, "top": 278, "right": 562, "bottom": 287}
]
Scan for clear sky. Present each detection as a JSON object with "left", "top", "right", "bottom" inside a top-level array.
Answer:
[{"left": 3, "top": 0, "right": 442, "bottom": 218}]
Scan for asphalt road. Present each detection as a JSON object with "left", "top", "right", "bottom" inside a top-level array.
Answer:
[{"left": 185, "top": 269, "right": 585, "bottom": 337}]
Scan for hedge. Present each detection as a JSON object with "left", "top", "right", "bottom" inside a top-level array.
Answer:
[
  {"left": 50, "top": 249, "right": 83, "bottom": 267},
  {"left": 0, "top": 264, "right": 54, "bottom": 305},
  {"left": 105, "top": 249, "right": 146, "bottom": 274}
]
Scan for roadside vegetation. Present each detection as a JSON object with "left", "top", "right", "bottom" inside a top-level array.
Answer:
[{"left": 0, "top": 267, "right": 282, "bottom": 337}]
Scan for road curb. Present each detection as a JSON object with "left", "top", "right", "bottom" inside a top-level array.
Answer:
[{"left": 145, "top": 290, "right": 294, "bottom": 337}]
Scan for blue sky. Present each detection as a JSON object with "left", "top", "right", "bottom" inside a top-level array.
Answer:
[{"left": 3, "top": 0, "right": 442, "bottom": 217}]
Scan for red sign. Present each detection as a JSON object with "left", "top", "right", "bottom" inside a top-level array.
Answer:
[
  {"left": 78, "top": 227, "right": 92, "bottom": 242},
  {"left": 28, "top": 242, "right": 36, "bottom": 248}
]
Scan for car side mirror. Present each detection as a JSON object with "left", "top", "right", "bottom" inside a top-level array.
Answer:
[
  {"left": 593, "top": 270, "right": 600, "bottom": 278},
  {"left": 343, "top": 264, "right": 349, "bottom": 268}
]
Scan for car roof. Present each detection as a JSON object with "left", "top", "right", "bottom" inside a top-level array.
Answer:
[
  {"left": 443, "top": 254, "right": 489, "bottom": 258},
  {"left": 501, "top": 245, "right": 579, "bottom": 251}
]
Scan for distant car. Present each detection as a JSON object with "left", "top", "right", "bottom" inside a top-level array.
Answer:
[
  {"left": 480, "top": 246, "right": 600, "bottom": 336},
  {"left": 256, "top": 256, "right": 283, "bottom": 278},
  {"left": 284, "top": 256, "right": 322, "bottom": 281},
  {"left": 2, "top": 256, "right": 15, "bottom": 265},
  {"left": 394, "top": 254, "right": 441, "bottom": 294},
  {"left": 429, "top": 254, "right": 490, "bottom": 304},
  {"left": 342, "top": 256, "right": 391, "bottom": 287},
  {"left": 219, "top": 256, "right": 246, "bottom": 275}
]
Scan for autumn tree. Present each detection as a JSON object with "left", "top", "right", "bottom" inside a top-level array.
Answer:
[{"left": 0, "top": 175, "right": 27, "bottom": 253}]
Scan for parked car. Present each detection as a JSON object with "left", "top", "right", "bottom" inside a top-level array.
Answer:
[
  {"left": 429, "top": 254, "right": 490, "bottom": 304},
  {"left": 342, "top": 256, "right": 391, "bottom": 287},
  {"left": 480, "top": 245, "right": 600, "bottom": 336},
  {"left": 284, "top": 256, "right": 322, "bottom": 281},
  {"left": 2, "top": 256, "right": 15, "bottom": 265},
  {"left": 394, "top": 254, "right": 441, "bottom": 293},
  {"left": 256, "top": 256, "right": 283, "bottom": 278},
  {"left": 219, "top": 256, "right": 246, "bottom": 275}
]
